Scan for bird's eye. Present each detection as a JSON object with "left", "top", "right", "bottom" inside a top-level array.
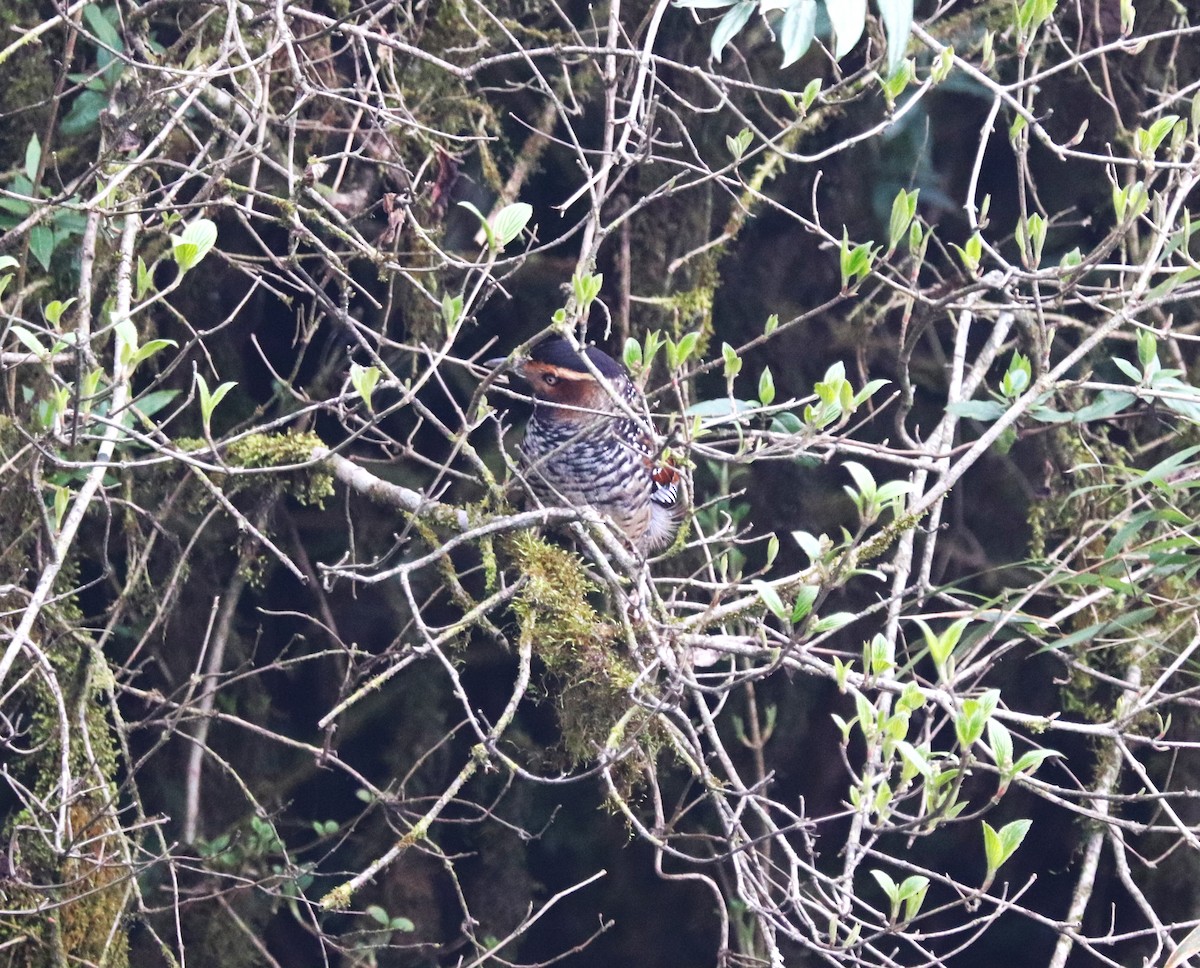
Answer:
[{"left": 541, "top": 373, "right": 559, "bottom": 386}]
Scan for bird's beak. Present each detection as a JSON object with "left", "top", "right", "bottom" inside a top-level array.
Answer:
[{"left": 482, "top": 353, "right": 527, "bottom": 382}]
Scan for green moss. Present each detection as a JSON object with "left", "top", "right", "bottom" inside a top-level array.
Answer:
[
  {"left": 0, "top": 416, "right": 136, "bottom": 967},
  {"left": 1, "top": 641, "right": 131, "bottom": 968},
  {"left": 1023, "top": 423, "right": 1195, "bottom": 727},
  {"left": 481, "top": 533, "right": 499, "bottom": 593},
  {"left": 504, "top": 532, "right": 655, "bottom": 769},
  {"left": 223, "top": 431, "right": 335, "bottom": 506},
  {"left": 160, "top": 432, "right": 334, "bottom": 532},
  {"left": 0, "top": 418, "right": 45, "bottom": 588},
  {"left": 508, "top": 531, "right": 609, "bottom": 655},
  {"left": 0, "top": 8, "right": 57, "bottom": 166}
]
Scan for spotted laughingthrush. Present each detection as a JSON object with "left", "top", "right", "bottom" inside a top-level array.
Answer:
[{"left": 491, "top": 336, "right": 683, "bottom": 554}]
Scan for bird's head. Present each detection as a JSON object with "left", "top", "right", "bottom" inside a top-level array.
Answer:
[{"left": 499, "top": 337, "right": 631, "bottom": 418}]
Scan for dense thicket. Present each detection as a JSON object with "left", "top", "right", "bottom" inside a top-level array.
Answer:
[{"left": 1, "top": 1, "right": 1199, "bottom": 966}]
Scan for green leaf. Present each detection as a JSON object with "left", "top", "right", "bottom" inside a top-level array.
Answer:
[
  {"left": 1165, "top": 923, "right": 1200, "bottom": 968},
  {"left": 875, "top": 480, "right": 910, "bottom": 509},
  {"left": 171, "top": 218, "right": 218, "bottom": 272},
  {"left": 1113, "top": 181, "right": 1148, "bottom": 222},
  {"left": 84, "top": 3, "right": 124, "bottom": 56},
  {"left": 458, "top": 201, "right": 495, "bottom": 249},
  {"left": 800, "top": 77, "right": 821, "bottom": 112},
  {"left": 721, "top": 342, "right": 742, "bottom": 380},
  {"left": 1112, "top": 184, "right": 1128, "bottom": 221},
  {"left": 765, "top": 533, "right": 780, "bottom": 568},
  {"left": 791, "top": 529, "right": 822, "bottom": 561},
  {"left": 895, "top": 740, "right": 932, "bottom": 779},
  {"left": 1110, "top": 356, "right": 1143, "bottom": 383},
  {"left": 441, "top": 293, "right": 464, "bottom": 328},
  {"left": 870, "top": 869, "right": 899, "bottom": 902},
  {"left": 1156, "top": 378, "right": 1200, "bottom": 422},
  {"left": 1014, "top": 213, "right": 1046, "bottom": 268},
  {"left": 810, "top": 612, "right": 855, "bottom": 634},
  {"left": 1135, "top": 115, "right": 1179, "bottom": 158},
  {"left": 131, "top": 389, "right": 179, "bottom": 422},
  {"left": 710, "top": 1, "right": 755, "bottom": 62},
  {"left": 1012, "top": 748, "right": 1061, "bottom": 775},
  {"left": 571, "top": 271, "right": 603, "bottom": 308},
  {"left": 839, "top": 227, "right": 877, "bottom": 289},
  {"left": 675, "top": 331, "right": 701, "bottom": 366},
  {"left": 955, "top": 688, "right": 999, "bottom": 748},
  {"left": 770, "top": 411, "right": 804, "bottom": 435},
  {"left": 1136, "top": 329, "right": 1157, "bottom": 370},
  {"left": 866, "top": 633, "right": 892, "bottom": 676},
  {"left": 664, "top": 336, "right": 682, "bottom": 371},
  {"left": 78, "top": 369, "right": 103, "bottom": 414},
  {"left": 9, "top": 325, "right": 47, "bottom": 357},
  {"left": 114, "top": 317, "right": 139, "bottom": 366},
  {"left": 852, "top": 690, "right": 875, "bottom": 737},
  {"left": 831, "top": 658, "right": 852, "bottom": 693},
  {"left": 725, "top": 127, "right": 753, "bottom": 159},
  {"left": 887, "top": 188, "right": 919, "bottom": 253},
  {"left": 43, "top": 298, "right": 76, "bottom": 328},
  {"left": 24, "top": 133, "right": 41, "bottom": 182},
  {"left": 1027, "top": 404, "right": 1075, "bottom": 424},
  {"left": 987, "top": 718, "right": 1014, "bottom": 771},
  {"left": 1059, "top": 246, "right": 1082, "bottom": 270},
  {"left": 902, "top": 206, "right": 921, "bottom": 249},
  {"left": 1036, "top": 606, "right": 1157, "bottom": 653},
  {"left": 758, "top": 366, "right": 776, "bottom": 407},
  {"left": 880, "top": 59, "right": 913, "bottom": 103},
  {"left": 853, "top": 378, "right": 891, "bottom": 407},
  {"left": 61, "top": 88, "right": 107, "bottom": 136},
  {"left": 623, "top": 338, "right": 643, "bottom": 372},
  {"left": 136, "top": 255, "right": 154, "bottom": 299},
  {"left": 52, "top": 484, "right": 70, "bottom": 532},
  {"left": 826, "top": 0, "right": 867, "bottom": 59},
  {"left": 491, "top": 202, "right": 533, "bottom": 250},
  {"left": 752, "top": 580, "right": 789, "bottom": 621},
  {"left": 916, "top": 616, "right": 969, "bottom": 680},
  {"left": 900, "top": 875, "right": 929, "bottom": 922},
  {"left": 982, "top": 818, "right": 1031, "bottom": 877},
  {"left": 951, "top": 232, "right": 983, "bottom": 274},
  {"left": 685, "top": 397, "right": 758, "bottom": 420},
  {"left": 1001, "top": 351, "right": 1031, "bottom": 398},
  {"left": 873, "top": 777, "right": 893, "bottom": 818},
  {"left": 791, "top": 585, "right": 818, "bottom": 622},
  {"left": 843, "top": 461, "right": 876, "bottom": 499},
  {"left": 877, "top": 0, "right": 914, "bottom": 75},
  {"left": 930, "top": 45, "right": 954, "bottom": 83},
  {"left": 1015, "top": 0, "right": 1057, "bottom": 36},
  {"left": 779, "top": 0, "right": 818, "bottom": 68},
  {"left": 29, "top": 225, "right": 55, "bottom": 271},
  {"left": 1148, "top": 265, "right": 1200, "bottom": 301},
  {"left": 350, "top": 362, "right": 381, "bottom": 412},
  {"left": 196, "top": 374, "right": 237, "bottom": 429},
  {"left": 129, "top": 338, "right": 178, "bottom": 369},
  {"left": 1133, "top": 444, "right": 1200, "bottom": 487},
  {"left": 896, "top": 683, "right": 926, "bottom": 714}
]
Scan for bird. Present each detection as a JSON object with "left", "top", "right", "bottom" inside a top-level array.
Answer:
[{"left": 490, "top": 336, "right": 683, "bottom": 554}]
